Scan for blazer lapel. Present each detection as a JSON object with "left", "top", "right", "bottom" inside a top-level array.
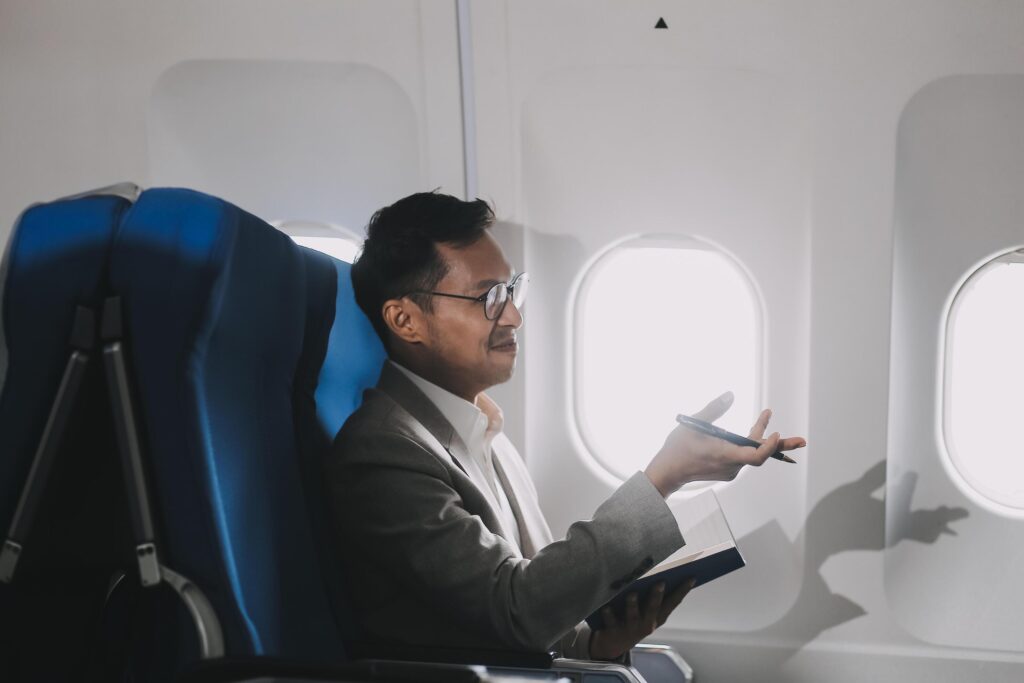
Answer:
[
  {"left": 491, "top": 441, "right": 557, "bottom": 561},
  {"left": 492, "top": 455, "right": 536, "bottom": 558},
  {"left": 377, "top": 362, "right": 463, "bottom": 457},
  {"left": 376, "top": 362, "right": 519, "bottom": 546}
]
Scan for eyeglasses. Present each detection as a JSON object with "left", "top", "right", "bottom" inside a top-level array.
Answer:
[{"left": 409, "top": 272, "right": 529, "bottom": 320}]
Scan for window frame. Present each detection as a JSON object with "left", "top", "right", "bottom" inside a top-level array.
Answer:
[
  {"left": 570, "top": 234, "right": 766, "bottom": 487},
  {"left": 940, "top": 245, "right": 1024, "bottom": 515}
]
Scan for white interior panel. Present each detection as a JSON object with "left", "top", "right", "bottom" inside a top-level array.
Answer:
[
  {"left": 149, "top": 60, "right": 419, "bottom": 232},
  {"left": 887, "top": 74, "right": 1024, "bottom": 651},
  {"left": 0, "top": 0, "right": 464, "bottom": 240},
  {"left": 520, "top": 65, "right": 811, "bottom": 631}
]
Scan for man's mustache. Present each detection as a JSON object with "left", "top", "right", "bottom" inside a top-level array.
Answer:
[{"left": 489, "top": 332, "right": 518, "bottom": 347}]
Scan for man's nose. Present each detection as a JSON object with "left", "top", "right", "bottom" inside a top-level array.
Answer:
[{"left": 498, "top": 299, "right": 524, "bottom": 328}]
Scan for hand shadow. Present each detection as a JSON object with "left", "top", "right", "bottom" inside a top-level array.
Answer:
[
  {"left": 693, "top": 460, "right": 970, "bottom": 678},
  {"left": 888, "top": 468, "right": 969, "bottom": 544}
]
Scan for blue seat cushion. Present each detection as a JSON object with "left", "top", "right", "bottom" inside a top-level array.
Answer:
[{"left": 108, "top": 188, "right": 343, "bottom": 661}]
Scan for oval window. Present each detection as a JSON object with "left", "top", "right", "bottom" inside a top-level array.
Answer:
[
  {"left": 943, "top": 248, "right": 1024, "bottom": 512},
  {"left": 575, "top": 237, "right": 762, "bottom": 484}
]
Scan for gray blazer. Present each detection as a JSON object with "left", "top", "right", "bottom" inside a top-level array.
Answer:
[{"left": 326, "top": 362, "right": 683, "bottom": 658}]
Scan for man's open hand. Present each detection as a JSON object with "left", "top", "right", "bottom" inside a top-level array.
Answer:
[
  {"left": 590, "top": 579, "right": 695, "bottom": 661},
  {"left": 644, "top": 392, "right": 807, "bottom": 497}
]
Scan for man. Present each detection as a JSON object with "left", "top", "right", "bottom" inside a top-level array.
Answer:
[{"left": 327, "top": 191, "right": 805, "bottom": 660}]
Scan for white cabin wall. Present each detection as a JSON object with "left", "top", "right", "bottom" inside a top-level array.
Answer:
[
  {"left": 888, "top": 75, "right": 1024, "bottom": 651},
  {"left": 0, "top": 0, "right": 465, "bottom": 244}
]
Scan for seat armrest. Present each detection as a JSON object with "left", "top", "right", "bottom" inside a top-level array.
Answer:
[
  {"left": 340, "top": 643, "right": 685, "bottom": 683},
  {"left": 352, "top": 643, "right": 555, "bottom": 669},
  {"left": 630, "top": 644, "right": 694, "bottom": 683},
  {"left": 540, "top": 658, "right": 645, "bottom": 683},
  {"left": 177, "top": 656, "right": 489, "bottom": 683}
]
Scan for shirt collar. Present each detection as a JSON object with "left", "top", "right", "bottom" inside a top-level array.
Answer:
[{"left": 390, "top": 361, "right": 492, "bottom": 455}]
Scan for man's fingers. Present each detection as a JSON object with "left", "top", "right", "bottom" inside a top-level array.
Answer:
[
  {"left": 777, "top": 436, "right": 807, "bottom": 451},
  {"left": 625, "top": 593, "right": 641, "bottom": 626},
  {"left": 645, "top": 583, "right": 666, "bottom": 616},
  {"left": 691, "top": 391, "right": 734, "bottom": 423},
  {"left": 643, "top": 584, "right": 665, "bottom": 633},
  {"left": 658, "top": 578, "right": 696, "bottom": 624},
  {"left": 748, "top": 409, "right": 771, "bottom": 440},
  {"left": 750, "top": 432, "right": 781, "bottom": 464},
  {"left": 601, "top": 606, "right": 619, "bottom": 629}
]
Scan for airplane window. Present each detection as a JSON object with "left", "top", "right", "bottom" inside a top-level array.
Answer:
[
  {"left": 943, "top": 248, "right": 1024, "bottom": 512},
  {"left": 575, "top": 237, "right": 762, "bottom": 486},
  {"left": 272, "top": 220, "right": 362, "bottom": 263}
]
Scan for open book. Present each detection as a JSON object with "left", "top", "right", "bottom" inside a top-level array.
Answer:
[{"left": 585, "top": 489, "right": 745, "bottom": 630}]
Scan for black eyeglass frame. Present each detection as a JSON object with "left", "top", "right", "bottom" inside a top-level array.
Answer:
[{"left": 407, "top": 272, "right": 529, "bottom": 321}]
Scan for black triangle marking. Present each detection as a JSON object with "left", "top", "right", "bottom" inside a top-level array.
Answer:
[{"left": 655, "top": 17, "right": 668, "bottom": 29}]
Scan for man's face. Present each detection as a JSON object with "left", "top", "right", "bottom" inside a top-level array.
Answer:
[{"left": 419, "top": 233, "right": 523, "bottom": 399}]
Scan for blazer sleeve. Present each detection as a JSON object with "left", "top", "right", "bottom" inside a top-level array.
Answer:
[{"left": 329, "top": 428, "right": 683, "bottom": 654}]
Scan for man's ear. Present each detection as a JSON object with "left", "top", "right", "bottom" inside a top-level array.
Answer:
[{"left": 382, "top": 297, "right": 426, "bottom": 345}]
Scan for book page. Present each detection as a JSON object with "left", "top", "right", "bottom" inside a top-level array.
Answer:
[{"left": 648, "top": 490, "right": 736, "bottom": 573}]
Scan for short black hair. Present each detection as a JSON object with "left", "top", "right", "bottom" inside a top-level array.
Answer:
[{"left": 351, "top": 191, "right": 494, "bottom": 349}]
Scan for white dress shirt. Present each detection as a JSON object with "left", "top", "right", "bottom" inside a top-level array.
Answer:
[{"left": 392, "top": 362, "right": 523, "bottom": 551}]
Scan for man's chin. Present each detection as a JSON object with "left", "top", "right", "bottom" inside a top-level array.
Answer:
[{"left": 486, "top": 355, "right": 517, "bottom": 385}]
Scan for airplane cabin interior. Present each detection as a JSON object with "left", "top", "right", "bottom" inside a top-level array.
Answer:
[{"left": 1, "top": 1, "right": 1023, "bottom": 682}]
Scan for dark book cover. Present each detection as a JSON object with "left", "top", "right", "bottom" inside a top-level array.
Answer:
[
  {"left": 586, "top": 490, "right": 745, "bottom": 631},
  {"left": 586, "top": 545, "right": 744, "bottom": 630}
]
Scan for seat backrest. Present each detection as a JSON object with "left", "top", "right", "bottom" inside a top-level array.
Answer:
[
  {"left": 0, "top": 193, "right": 130, "bottom": 532},
  {"left": 292, "top": 247, "right": 386, "bottom": 646},
  {"left": 0, "top": 192, "right": 134, "bottom": 681},
  {"left": 303, "top": 249, "right": 387, "bottom": 441},
  {"left": 107, "top": 187, "right": 383, "bottom": 675}
]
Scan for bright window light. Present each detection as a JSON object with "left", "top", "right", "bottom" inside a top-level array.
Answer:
[
  {"left": 289, "top": 235, "right": 361, "bottom": 263},
  {"left": 271, "top": 220, "right": 362, "bottom": 263},
  {"left": 944, "top": 250, "right": 1024, "bottom": 511},
  {"left": 575, "top": 238, "right": 761, "bottom": 484}
]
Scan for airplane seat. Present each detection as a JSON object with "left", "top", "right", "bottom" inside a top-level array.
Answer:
[
  {"left": 105, "top": 187, "right": 351, "bottom": 679},
  {"left": 0, "top": 186, "right": 139, "bottom": 682}
]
